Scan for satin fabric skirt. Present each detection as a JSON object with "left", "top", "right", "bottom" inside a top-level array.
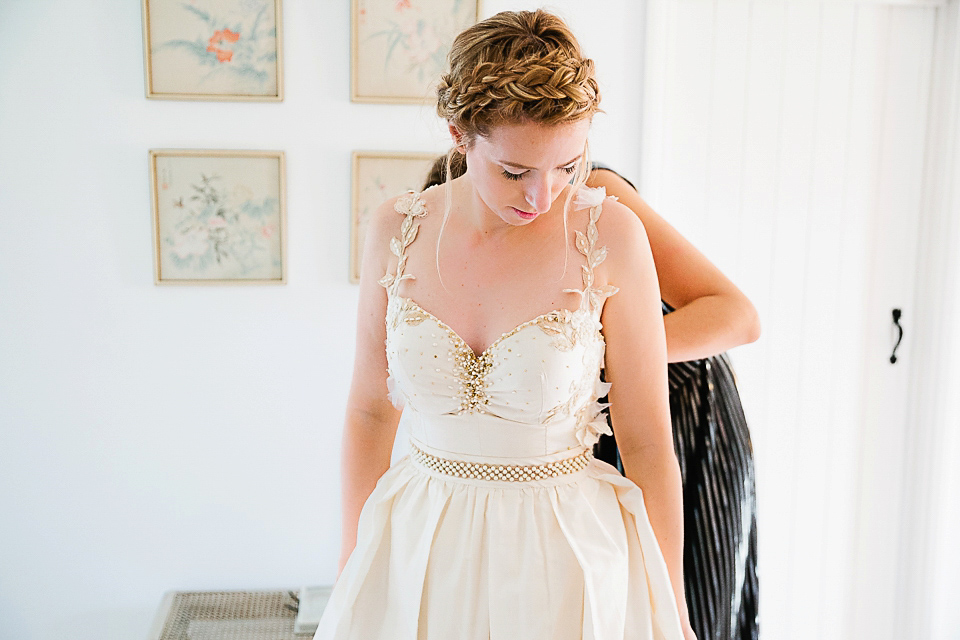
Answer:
[{"left": 314, "top": 438, "right": 684, "bottom": 640}]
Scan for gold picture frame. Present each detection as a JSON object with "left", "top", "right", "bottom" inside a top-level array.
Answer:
[
  {"left": 142, "top": 0, "right": 284, "bottom": 101},
  {"left": 351, "top": 0, "right": 482, "bottom": 104},
  {"left": 351, "top": 151, "right": 440, "bottom": 283},
  {"left": 149, "top": 149, "right": 287, "bottom": 285}
]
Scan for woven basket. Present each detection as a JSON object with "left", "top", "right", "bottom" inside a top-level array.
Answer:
[{"left": 151, "top": 590, "right": 306, "bottom": 640}]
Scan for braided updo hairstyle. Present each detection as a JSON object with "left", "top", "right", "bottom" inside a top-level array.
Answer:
[
  {"left": 437, "top": 10, "right": 601, "bottom": 141},
  {"left": 431, "top": 10, "right": 602, "bottom": 283}
]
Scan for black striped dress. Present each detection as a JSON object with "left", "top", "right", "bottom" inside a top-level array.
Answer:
[{"left": 590, "top": 166, "right": 760, "bottom": 640}]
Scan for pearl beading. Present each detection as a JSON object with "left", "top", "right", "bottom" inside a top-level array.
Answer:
[{"left": 410, "top": 441, "right": 593, "bottom": 481}]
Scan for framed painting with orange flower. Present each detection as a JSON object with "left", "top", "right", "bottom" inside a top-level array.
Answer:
[
  {"left": 150, "top": 149, "right": 287, "bottom": 284},
  {"left": 351, "top": 151, "right": 438, "bottom": 283},
  {"left": 142, "top": 0, "right": 284, "bottom": 100},
  {"left": 352, "top": 0, "right": 482, "bottom": 104}
]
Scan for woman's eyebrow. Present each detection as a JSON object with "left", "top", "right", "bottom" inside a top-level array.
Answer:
[{"left": 500, "top": 154, "right": 583, "bottom": 170}]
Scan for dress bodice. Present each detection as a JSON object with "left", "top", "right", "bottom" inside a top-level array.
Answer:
[{"left": 378, "top": 187, "right": 620, "bottom": 458}]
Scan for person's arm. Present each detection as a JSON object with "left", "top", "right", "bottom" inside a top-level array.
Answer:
[
  {"left": 337, "top": 197, "right": 404, "bottom": 576},
  {"left": 596, "top": 199, "right": 694, "bottom": 637},
  {"left": 587, "top": 168, "right": 760, "bottom": 362}
]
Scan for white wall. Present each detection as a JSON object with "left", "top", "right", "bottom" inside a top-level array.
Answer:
[{"left": 0, "top": 1, "right": 645, "bottom": 638}]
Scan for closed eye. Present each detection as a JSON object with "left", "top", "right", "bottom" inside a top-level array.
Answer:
[{"left": 501, "top": 165, "right": 577, "bottom": 181}]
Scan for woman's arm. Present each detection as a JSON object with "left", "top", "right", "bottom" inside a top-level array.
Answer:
[
  {"left": 596, "top": 199, "right": 693, "bottom": 634},
  {"left": 337, "top": 197, "right": 404, "bottom": 575},
  {"left": 587, "top": 168, "right": 760, "bottom": 362}
]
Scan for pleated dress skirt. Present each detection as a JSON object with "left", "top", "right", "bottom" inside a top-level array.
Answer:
[{"left": 313, "top": 438, "right": 684, "bottom": 640}]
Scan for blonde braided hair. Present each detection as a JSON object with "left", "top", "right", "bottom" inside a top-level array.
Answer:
[{"left": 437, "top": 10, "right": 601, "bottom": 141}]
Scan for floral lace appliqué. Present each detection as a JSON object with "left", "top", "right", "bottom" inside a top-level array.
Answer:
[
  {"left": 563, "top": 186, "right": 620, "bottom": 316},
  {"left": 564, "top": 185, "right": 620, "bottom": 447},
  {"left": 378, "top": 190, "right": 428, "bottom": 294}
]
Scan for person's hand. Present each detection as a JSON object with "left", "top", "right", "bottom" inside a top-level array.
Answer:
[{"left": 682, "top": 621, "right": 698, "bottom": 640}]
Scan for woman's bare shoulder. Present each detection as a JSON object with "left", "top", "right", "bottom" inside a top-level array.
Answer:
[
  {"left": 359, "top": 193, "right": 414, "bottom": 276},
  {"left": 415, "top": 182, "right": 450, "bottom": 218},
  {"left": 594, "top": 196, "right": 650, "bottom": 252},
  {"left": 369, "top": 192, "right": 407, "bottom": 235},
  {"left": 582, "top": 195, "right": 654, "bottom": 288}
]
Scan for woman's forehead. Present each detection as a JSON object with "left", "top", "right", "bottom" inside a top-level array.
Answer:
[{"left": 478, "top": 119, "right": 590, "bottom": 163}]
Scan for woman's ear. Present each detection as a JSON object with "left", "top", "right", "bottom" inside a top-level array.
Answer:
[{"left": 447, "top": 124, "right": 467, "bottom": 154}]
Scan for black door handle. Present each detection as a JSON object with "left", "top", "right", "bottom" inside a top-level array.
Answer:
[{"left": 890, "top": 308, "right": 903, "bottom": 364}]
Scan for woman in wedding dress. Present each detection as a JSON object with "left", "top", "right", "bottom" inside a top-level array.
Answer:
[
  {"left": 423, "top": 154, "right": 761, "bottom": 640},
  {"left": 315, "top": 10, "right": 696, "bottom": 639}
]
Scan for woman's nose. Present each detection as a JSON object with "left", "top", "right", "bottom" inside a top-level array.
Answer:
[{"left": 525, "top": 175, "right": 552, "bottom": 213}]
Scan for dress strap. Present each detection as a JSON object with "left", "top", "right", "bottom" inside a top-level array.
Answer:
[
  {"left": 563, "top": 186, "right": 620, "bottom": 315},
  {"left": 378, "top": 190, "right": 429, "bottom": 296}
]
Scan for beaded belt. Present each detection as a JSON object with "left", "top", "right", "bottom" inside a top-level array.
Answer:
[{"left": 410, "top": 441, "right": 593, "bottom": 481}]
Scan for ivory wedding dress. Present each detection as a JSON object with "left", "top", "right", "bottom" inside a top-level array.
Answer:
[{"left": 313, "top": 186, "right": 684, "bottom": 640}]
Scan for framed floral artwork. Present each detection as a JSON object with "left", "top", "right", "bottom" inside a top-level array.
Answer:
[
  {"left": 142, "top": 0, "right": 284, "bottom": 100},
  {"left": 351, "top": 151, "right": 439, "bottom": 283},
  {"left": 150, "top": 149, "right": 287, "bottom": 284},
  {"left": 352, "top": 0, "right": 482, "bottom": 104}
]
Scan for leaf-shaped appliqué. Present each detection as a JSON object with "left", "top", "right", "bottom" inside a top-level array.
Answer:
[
  {"left": 539, "top": 312, "right": 576, "bottom": 351},
  {"left": 389, "top": 236, "right": 404, "bottom": 258},
  {"left": 590, "top": 245, "right": 608, "bottom": 269},
  {"left": 587, "top": 221, "right": 598, "bottom": 246},
  {"left": 402, "top": 306, "right": 427, "bottom": 325},
  {"left": 595, "top": 284, "right": 619, "bottom": 299},
  {"left": 575, "top": 230, "right": 589, "bottom": 256},
  {"left": 539, "top": 323, "right": 564, "bottom": 336},
  {"left": 401, "top": 216, "right": 419, "bottom": 246},
  {"left": 567, "top": 196, "right": 619, "bottom": 315},
  {"left": 400, "top": 212, "right": 414, "bottom": 234},
  {"left": 581, "top": 264, "right": 593, "bottom": 288}
]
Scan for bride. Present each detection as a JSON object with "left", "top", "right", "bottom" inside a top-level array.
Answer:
[{"left": 315, "top": 9, "right": 696, "bottom": 639}]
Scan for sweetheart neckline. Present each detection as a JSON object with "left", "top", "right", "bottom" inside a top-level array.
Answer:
[{"left": 390, "top": 293, "right": 590, "bottom": 359}]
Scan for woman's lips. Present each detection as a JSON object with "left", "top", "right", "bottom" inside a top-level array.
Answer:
[{"left": 511, "top": 206, "right": 538, "bottom": 219}]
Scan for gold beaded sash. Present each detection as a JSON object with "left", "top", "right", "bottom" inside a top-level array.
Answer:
[{"left": 410, "top": 441, "right": 593, "bottom": 482}]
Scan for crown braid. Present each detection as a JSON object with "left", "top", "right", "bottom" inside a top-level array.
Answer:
[{"left": 436, "top": 10, "right": 601, "bottom": 141}]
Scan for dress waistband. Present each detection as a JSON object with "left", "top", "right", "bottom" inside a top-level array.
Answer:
[{"left": 409, "top": 439, "right": 593, "bottom": 482}]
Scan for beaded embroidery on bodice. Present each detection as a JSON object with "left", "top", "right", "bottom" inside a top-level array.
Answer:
[{"left": 378, "top": 187, "right": 620, "bottom": 454}]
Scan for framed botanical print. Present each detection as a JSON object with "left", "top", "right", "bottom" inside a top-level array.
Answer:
[
  {"left": 351, "top": 151, "right": 439, "bottom": 283},
  {"left": 142, "top": 0, "right": 284, "bottom": 100},
  {"left": 351, "top": 0, "right": 482, "bottom": 104},
  {"left": 150, "top": 149, "right": 286, "bottom": 284}
]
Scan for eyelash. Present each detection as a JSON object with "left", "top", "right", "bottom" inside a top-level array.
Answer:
[{"left": 501, "top": 165, "right": 577, "bottom": 181}]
